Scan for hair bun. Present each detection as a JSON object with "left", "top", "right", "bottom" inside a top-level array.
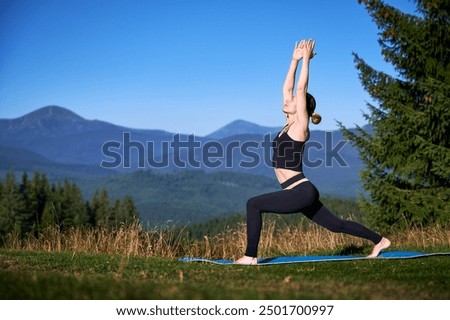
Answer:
[{"left": 311, "top": 112, "right": 322, "bottom": 124}]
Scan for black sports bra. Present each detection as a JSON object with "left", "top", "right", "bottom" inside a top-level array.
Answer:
[{"left": 272, "top": 130, "right": 308, "bottom": 172}]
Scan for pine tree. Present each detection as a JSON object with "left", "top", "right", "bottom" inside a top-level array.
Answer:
[
  {"left": 17, "top": 172, "right": 36, "bottom": 234},
  {"left": 85, "top": 201, "right": 96, "bottom": 227},
  {"left": 60, "top": 181, "right": 89, "bottom": 228},
  {"left": 16, "top": 172, "right": 50, "bottom": 234},
  {"left": 41, "top": 184, "right": 60, "bottom": 230},
  {"left": 339, "top": 0, "right": 450, "bottom": 231},
  {"left": 122, "top": 195, "right": 139, "bottom": 223},
  {"left": 34, "top": 180, "right": 88, "bottom": 230},
  {"left": 30, "top": 172, "right": 51, "bottom": 233},
  {"left": 45, "top": 183, "right": 65, "bottom": 229},
  {"left": 114, "top": 195, "right": 139, "bottom": 225},
  {"left": 0, "top": 172, "right": 26, "bottom": 235},
  {"left": 41, "top": 201, "right": 57, "bottom": 230},
  {"left": 91, "top": 189, "right": 112, "bottom": 227}
]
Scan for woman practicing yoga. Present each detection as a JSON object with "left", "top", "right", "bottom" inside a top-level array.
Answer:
[{"left": 235, "top": 39, "right": 390, "bottom": 265}]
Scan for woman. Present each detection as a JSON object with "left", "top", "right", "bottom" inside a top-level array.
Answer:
[{"left": 235, "top": 39, "right": 390, "bottom": 265}]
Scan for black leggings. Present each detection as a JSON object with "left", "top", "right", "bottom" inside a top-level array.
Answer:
[{"left": 244, "top": 181, "right": 382, "bottom": 257}]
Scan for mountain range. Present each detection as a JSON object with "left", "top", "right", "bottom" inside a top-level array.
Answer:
[{"left": 0, "top": 106, "right": 366, "bottom": 224}]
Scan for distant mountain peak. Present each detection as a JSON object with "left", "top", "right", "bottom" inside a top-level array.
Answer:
[
  {"left": 20, "top": 106, "right": 84, "bottom": 122},
  {"left": 0, "top": 106, "right": 92, "bottom": 138},
  {"left": 227, "top": 119, "right": 257, "bottom": 126},
  {"left": 207, "top": 119, "right": 279, "bottom": 139}
]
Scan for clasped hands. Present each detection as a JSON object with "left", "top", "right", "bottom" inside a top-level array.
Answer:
[{"left": 292, "top": 39, "right": 316, "bottom": 61}]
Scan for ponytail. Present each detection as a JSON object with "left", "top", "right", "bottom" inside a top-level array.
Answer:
[
  {"left": 306, "top": 93, "right": 321, "bottom": 124},
  {"left": 311, "top": 112, "right": 322, "bottom": 124}
]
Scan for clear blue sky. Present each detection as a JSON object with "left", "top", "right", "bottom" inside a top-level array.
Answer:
[{"left": 0, "top": 0, "right": 417, "bottom": 136}]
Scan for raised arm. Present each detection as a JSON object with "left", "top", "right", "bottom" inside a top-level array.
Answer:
[
  {"left": 295, "top": 39, "right": 315, "bottom": 123},
  {"left": 282, "top": 42, "right": 302, "bottom": 102}
]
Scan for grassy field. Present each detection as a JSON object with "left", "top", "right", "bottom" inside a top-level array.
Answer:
[
  {"left": 1, "top": 249, "right": 449, "bottom": 299},
  {"left": 1, "top": 221, "right": 449, "bottom": 299}
]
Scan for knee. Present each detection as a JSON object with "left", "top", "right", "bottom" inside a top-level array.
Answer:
[
  {"left": 246, "top": 197, "right": 261, "bottom": 215},
  {"left": 246, "top": 197, "right": 258, "bottom": 211}
]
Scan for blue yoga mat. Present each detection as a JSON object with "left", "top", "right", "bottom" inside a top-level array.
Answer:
[{"left": 179, "top": 251, "right": 450, "bottom": 265}]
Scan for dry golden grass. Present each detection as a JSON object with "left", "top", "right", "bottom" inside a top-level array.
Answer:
[{"left": 2, "top": 220, "right": 449, "bottom": 259}]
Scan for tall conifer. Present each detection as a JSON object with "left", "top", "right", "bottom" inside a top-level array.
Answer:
[
  {"left": 91, "top": 189, "right": 112, "bottom": 227},
  {"left": 0, "top": 173, "right": 25, "bottom": 234},
  {"left": 340, "top": 0, "right": 450, "bottom": 231}
]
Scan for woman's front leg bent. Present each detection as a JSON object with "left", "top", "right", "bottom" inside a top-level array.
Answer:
[{"left": 240, "top": 186, "right": 317, "bottom": 260}]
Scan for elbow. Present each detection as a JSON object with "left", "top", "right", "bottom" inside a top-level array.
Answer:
[
  {"left": 296, "top": 84, "right": 307, "bottom": 94},
  {"left": 283, "top": 87, "right": 293, "bottom": 97}
]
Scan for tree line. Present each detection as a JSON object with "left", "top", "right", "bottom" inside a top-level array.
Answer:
[{"left": 0, "top": 171, "right": 139, "bottom": 236}]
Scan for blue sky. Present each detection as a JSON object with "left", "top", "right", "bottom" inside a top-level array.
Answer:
[{"left": 0, "top": 0, "right": 417, "bottom": 136}]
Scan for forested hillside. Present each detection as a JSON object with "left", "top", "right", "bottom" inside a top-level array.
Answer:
[{"left": 0, "top": 171, "right": 138, "bottom": 236}]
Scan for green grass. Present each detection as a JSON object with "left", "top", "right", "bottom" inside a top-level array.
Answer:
[{"left": 1, "top": 249, "right": 449, "bottom": 299}]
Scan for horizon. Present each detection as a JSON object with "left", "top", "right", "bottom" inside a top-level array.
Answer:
[
  {"left": 1, "top": 105, "right": 371, "bottom": 137},
  {"left": 0, "top": 0, "right": 417, "bottom": 136}
]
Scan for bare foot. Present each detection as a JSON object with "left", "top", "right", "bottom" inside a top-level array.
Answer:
[
  {"left": 234, "top": 255, "right": 258, "bottom": 265},
  {"left": 367, "top": 237, "right": 391, "bottom": 258}
]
